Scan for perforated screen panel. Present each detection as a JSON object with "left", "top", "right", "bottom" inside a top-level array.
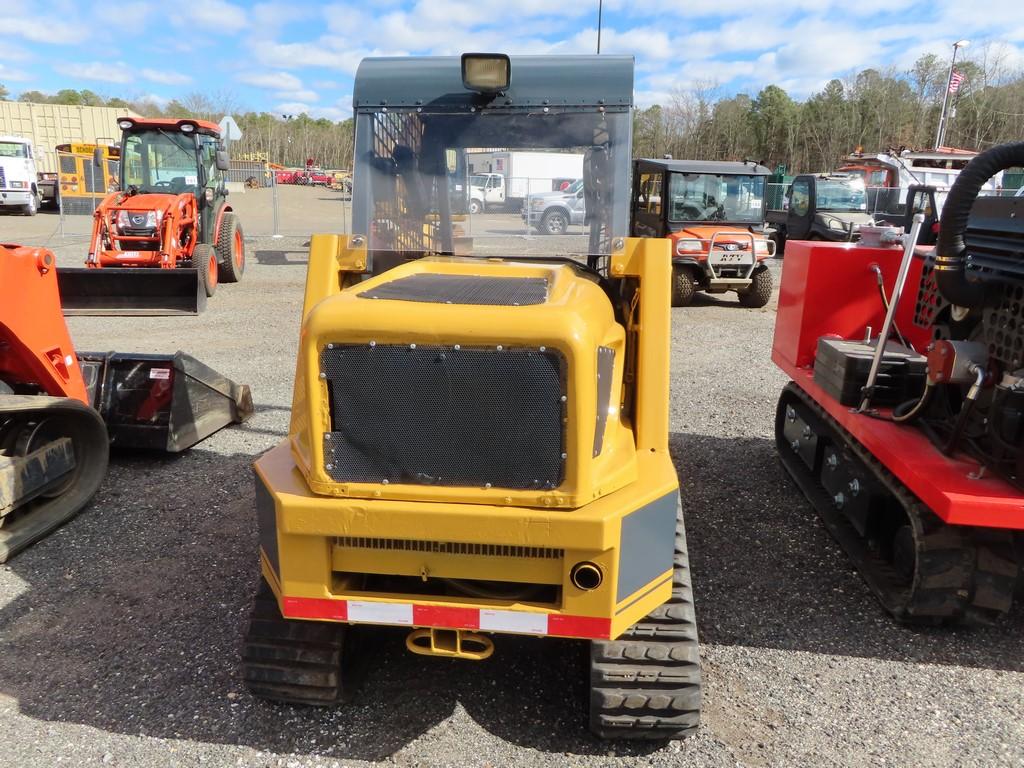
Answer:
[
  {"left": 359, "top": 274, "right": 548, "bottom": 306},
  {"left": 320, "top": 344, "right": 566, "bottom": 489}
]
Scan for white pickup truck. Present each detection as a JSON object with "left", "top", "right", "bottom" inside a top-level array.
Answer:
[
  {"left": 467, "top": 151, "right": 583, "bottom": 213},
  {"left": 0, "top": 135, "right": 46, "bottom": 215}
]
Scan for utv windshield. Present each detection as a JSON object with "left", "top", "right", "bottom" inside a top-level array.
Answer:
[
  {"left": 816, "top": 179, "right": 867, "bottom": 211},
  {"left": 667, "top": 173, "right": 766, "bottom": 223},
  {"left": 352, "top": 109, "right": 631, "bottom": 268},
  {"left": 120, "top": 130, "right": 200, "bottom": 195}
]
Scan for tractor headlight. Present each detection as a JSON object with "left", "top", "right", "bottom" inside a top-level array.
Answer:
[
  {"left": 827, "top": 218, "right": 844, "bottom": 230},
  {"left": 675, "top": 238, "right": 703, "bottom": 255}
]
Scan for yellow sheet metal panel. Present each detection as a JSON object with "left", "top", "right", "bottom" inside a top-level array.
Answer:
[
  {"left": 290, "top": 254, "right": 637, "bottom": 508},
  {"left": 611, "top": 237, "right": 672, "bottom": 452}
]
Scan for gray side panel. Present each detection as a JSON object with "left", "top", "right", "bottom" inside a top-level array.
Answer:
[
  {"left": 255, "top": 472, "right": 279, "bottom": 577},
  {"left": 359, "top": 274, "right": 548, "bottom": 306},
  {"left": 617, "top": 491, "right": 678, "bottom": 602},
  {"left": 593, "top": 346, "right": 615, "bottom": 457}
]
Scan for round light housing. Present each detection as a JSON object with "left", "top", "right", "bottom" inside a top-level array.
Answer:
[
  {"left": 118, "top": 120, "right": 133, "bottom": 130},
  {"left": 180, "top": 123, "right": 195, "bottom": 133}
]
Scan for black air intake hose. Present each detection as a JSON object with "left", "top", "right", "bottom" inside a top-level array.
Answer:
[{"left": 934, "top": 141, "right": 1024, "bottom": 308}]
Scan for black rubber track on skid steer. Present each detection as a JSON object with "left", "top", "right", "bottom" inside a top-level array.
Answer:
[
  {"left": 589, "top": 500, "right": 702, "bottom": 740},
  {"left": 242, "top": 581, "right": 349, "bottom": 706},
  {"left": 776, "top": 383, "right": 1018, "bottom": 625}
]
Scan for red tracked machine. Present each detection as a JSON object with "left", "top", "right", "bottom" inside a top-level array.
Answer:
[{"left": 772, "top": 142, "right": 1024, "bottom": 625}]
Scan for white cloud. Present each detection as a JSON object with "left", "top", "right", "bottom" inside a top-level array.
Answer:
[
  {"left": 171, "top": 0, "right": 248, "bottom": 32},
  {"left": 0, "top": 13, "right": 79, "bottom": 44},
  {"left": 279, "top": 89, "right": 320, "bottom": 102},
  {"left": 0, "top": 63, "right": 32, "bottom": 83},
  {"left": 53, "top": 61, "right": 133, "bottom": 84},
  {"left": 140, "top": 68, "right": 192, "bottom": 86},
  {"left": 238, "top": 71, "right": 304, "bottom": 91}
]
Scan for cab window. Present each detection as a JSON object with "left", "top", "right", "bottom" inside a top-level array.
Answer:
[
  {"left": 636, "top": 172, "right": 662, "bottom": 215},
  {"left": 790, "top": 179, "right": 811, "bottom": 217}
]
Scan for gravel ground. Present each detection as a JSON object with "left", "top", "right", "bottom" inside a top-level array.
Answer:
[{"left": 0, "top": 211, "right": 1021, "bottom": 767}]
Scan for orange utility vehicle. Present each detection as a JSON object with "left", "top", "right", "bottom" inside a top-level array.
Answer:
[
  {"left": 631, "top": 159, "right": 775, "bottom": 307},
  {"left": 57, "top": 118, "right": 246, "bottom": 315},
  {"left": 1, "top": 242, "right": 252, "bottom": 561}
]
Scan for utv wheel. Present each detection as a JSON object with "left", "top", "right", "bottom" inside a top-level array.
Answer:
[
  {"left": 469, "top": 199, "right": 482, "bottom": 215},
  {"left": 738, "top": 266, "right": 773, "bottom": 308},
  {"left": 193, "top": 243, "right": 218, "bottom": 297},
  {"left": 216, "top": 212, "right": 245, "bottom": 283},
  {"left": 22, "top": 191, "right": 39, "bottom": 216},
  {"left": 242, "top": 579, "right": 350, "bottom": 706},
  {"left": 540, "top": 209, "right": 569, "bottom": 235},
  {"left": 671, "top": 265, "right": 697, "bottom": 307},
  {"left": 589, "top": 498, "right": 702, "bottom": 740}
]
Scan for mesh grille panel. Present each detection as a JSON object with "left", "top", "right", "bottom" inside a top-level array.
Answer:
[
  {"left": 336, "top": 537, "right": 562, "bottom": 559},
  {"left": 913, "top": 254, "right": 946, "bottom": 329},
  {"left": 359, "top": 274, "right": 548, "bottom": 306},
  {"left": 321, "top": 344, "right": 566, "bottom": 489}
]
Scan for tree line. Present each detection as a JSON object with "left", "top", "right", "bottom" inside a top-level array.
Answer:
[
  {"left": 633, "top": 49, "right": 1024, "bottom": 173},
  {"left": 3, "top": 46, "right": 1022, "bottom": 174}
]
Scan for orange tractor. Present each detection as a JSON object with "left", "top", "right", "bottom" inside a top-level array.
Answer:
[
  {"left": 1, "top": 242, "right": 253, "bottom": 560},
  {"left": 58, "top": 118, "right": 246, "bottom": 315}
]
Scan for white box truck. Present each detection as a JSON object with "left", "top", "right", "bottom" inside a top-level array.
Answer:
[
  {"left": 467, "top": 150, "right": 583, "bottom": 213},
  {"left": 0, "top": 135, "right": 45, "bottom": 215}
]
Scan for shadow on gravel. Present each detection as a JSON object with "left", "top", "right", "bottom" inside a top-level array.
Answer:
[
  {"left": 253, "top": 249, "right": 309, "bottom": 266},
  {"left": 672, "top": 431, "right": 1024, "bottom": 672},
  {"left": 0, "top": 447, "right": 660, "bottom": 761}
]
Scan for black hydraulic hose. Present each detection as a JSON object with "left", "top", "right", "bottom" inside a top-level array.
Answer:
[{"left": 934, "top": 141, "right": 1024, "bottom": 309}]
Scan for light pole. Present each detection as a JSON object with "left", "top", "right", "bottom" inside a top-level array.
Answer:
[
  {"left": 934, "top": 39, "right": 969, "bottom": 150},
  {"left": 597, "top": 0, "right": 603, "bottom": 54}
]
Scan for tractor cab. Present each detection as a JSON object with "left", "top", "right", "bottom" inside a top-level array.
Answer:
[
  {"left": 116, "top": 118, "right": 230, "bottom": 245},
  {"left": 630, "top": 158, "right": 775, "bottom": 307}
]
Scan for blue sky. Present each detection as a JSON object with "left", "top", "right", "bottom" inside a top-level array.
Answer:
[{"left": 2, "top": 0, "right": 1023, "bottom": 120}]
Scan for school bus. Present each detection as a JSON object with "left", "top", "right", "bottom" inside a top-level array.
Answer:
[{"left": 55, "top": 142, "right": 120, "bottom": 214}]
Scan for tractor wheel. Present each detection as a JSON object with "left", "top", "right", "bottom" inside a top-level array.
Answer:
[
  {"left": 193, "top": 244, "right": 218, "bottom": 298},
  {"left": 671, "top": 265, "right": 697, "bottom": 307},
  {"left": 738, "top": 266, "right": 773, "bottom": 308},
  {"left": 469, "top": 199, "right": 483, "bottom": 215},
  {"left": 242, "top": 579, "right": 351, "bottom": 706},
  {"left": 216, "top": 213, "right": 245, "bottom": 283},
  {"left": 589, "top": 498, "right": 702, "bottom": 740}
]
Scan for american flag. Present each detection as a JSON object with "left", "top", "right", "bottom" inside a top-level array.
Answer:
[{"left": 949, "top": 70, "right": 966, "bottom": 94}]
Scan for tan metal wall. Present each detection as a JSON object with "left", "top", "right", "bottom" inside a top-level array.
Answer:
[{"left": 0, "top": 102, "right": 141, "bottom": 174}]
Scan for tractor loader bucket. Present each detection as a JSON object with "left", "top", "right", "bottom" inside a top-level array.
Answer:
[
  {"left": 57, "top": 267, "right": 206, "bottom": 316},
  {"left": 77, "top": 351, "right": 254, "bottom": 452}
]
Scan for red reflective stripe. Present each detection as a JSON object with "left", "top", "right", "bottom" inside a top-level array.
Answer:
[
  {"left": 282, "top": 596, "right": 347, "bottom": 621},
  {"left": 282, "top": 596, "right": 610, "bottom": 638},
  {"left": 548, "top": 614, "right": 611, "bottom": 639},
  {"left": 413, "top": 605, "right": 480, "bottom": 629}
]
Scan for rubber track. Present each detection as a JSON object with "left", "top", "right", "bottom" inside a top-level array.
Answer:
[
  {"left": 589, "top": 502, "right": 702, "bottom": 740},
  {"left": 778, "top": 383, "right": 1018, "bottom": 625},
  {"left": 242, "top": 582, "right": 348, "bottom": 706}
]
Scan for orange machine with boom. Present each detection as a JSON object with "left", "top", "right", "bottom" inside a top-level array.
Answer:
[
  {"left": 57, "top": 118, "right": 246, "bottom": 315},
  {"left": 1, "top": 242, "right": 253, "bottom": 561}
]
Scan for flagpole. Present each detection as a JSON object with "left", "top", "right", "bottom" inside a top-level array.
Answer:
[{"left": 935, "top": 39, "right": 969, "bottom": 150}]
